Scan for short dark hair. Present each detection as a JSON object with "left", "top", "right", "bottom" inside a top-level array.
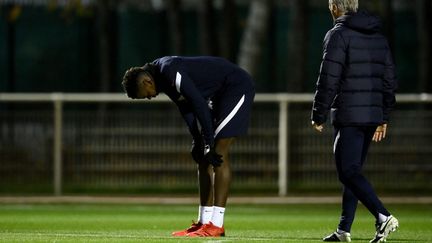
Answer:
[
  {"left": 122, "top": 63, "right": 158, "bottom": 98},
  {"left": 122, "top": 67, "right": 146, "bottom": 99}
]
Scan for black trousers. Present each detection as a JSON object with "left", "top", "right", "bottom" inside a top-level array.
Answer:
[{"left": 333, "top": 126, "right": 390, "bottom": 232}]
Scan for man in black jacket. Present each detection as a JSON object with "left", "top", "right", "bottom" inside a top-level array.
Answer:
[{"left": 311, "top": 0, "right": 398, "bottom": 242}]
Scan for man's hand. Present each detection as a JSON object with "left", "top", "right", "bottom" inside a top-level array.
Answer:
[
  {"left": 373, "top": 124, "right": 387, "bottom": 142},
  {"left": 191, "top": 139, "right": 204, "bottom": 164},
  {"left": 311, "top": 121, "right": 324, "bottom": 132},
  {"left": 203, "top": 145, "right": 223, "bottom": 167}
]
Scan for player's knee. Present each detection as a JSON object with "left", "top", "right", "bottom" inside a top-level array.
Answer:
[
  {"left": 198, "top": 162, "right": 210, "bottom": 171},
  {"left": 338, "top": 164, "right": 361, "bottom": 183},
  {"left": 215, "top": 138, "right": 234, "bottom": 156}
]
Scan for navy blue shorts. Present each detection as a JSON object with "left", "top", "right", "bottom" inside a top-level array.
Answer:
[{"left": 211, "top": 71, "right": 255, "bottom": 139}]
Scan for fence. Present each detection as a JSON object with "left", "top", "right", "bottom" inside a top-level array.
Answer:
[{"left": 0, "top": 93, "right": 431, "bottom": 196}]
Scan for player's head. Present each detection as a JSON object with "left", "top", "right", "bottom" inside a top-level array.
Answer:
[
  {"left": 329, "top": 0, "right": 358, "bottom": 20},
  {"left": 122, "top": 64, "right": 159, "bottom": 100}
]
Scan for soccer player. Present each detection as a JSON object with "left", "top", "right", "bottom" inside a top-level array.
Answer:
[
  {"left": 311, "top": 0, "right": 398, "bottom": 242},
  {"left": 122, "top": 56, "right": 255, "bottom": 237}
]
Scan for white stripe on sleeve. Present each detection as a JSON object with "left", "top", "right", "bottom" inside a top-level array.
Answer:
[{"left": 175, "top": 72, "right": 182, "bottom": 93}]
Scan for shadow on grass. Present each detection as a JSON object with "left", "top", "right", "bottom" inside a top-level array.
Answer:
[
  {"left": 355, "top": 238, "right": 423, "bottom": 242},
  {"left": 226, "top": 236, "right": 423, "bottom": 242}
]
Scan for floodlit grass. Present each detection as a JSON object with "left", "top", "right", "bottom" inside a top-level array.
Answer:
[{"left": 0, "top": 203, "right": 431, "bottom": 242}]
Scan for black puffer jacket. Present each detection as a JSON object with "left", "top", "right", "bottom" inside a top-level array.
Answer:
[{"left": 312, "top": 11, "right": 397, "bottom": 126}]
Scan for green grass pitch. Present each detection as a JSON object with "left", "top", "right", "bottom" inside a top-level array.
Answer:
[{"left": 0, "top": 203, "right": 431, "bottom": 242}]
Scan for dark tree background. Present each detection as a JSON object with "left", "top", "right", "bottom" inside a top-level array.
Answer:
[{"left": 0, "top": 0, "right": 427, "bottom": 93}]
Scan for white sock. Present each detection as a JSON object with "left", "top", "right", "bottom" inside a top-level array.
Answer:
[
  {"left": 337, "top": 228, "right": 348, "bottom": 234},
  {"left": 378, "top": 213, "right": 388, "bottom": 223},
  {"left": 198, "top": 206, "right": 213, "bottom": 224},
  {"left": 211, "top": 206, "right": 225, "bottom": 228}
]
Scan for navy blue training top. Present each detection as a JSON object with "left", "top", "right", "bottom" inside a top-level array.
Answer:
[{"left": 152, "top": 56, "right": 252, "bottom": 146}]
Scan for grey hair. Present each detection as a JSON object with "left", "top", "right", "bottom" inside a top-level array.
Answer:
[{"left": 329, "top": 0, "right": 358, "bottom": 13}]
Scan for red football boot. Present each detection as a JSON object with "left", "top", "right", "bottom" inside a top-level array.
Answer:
[
  {"left": 172, "top": 221, "right": 203, "bottom": 237},
  {"left": 187, "top": 222, "right": 225, "bottom": 237}
]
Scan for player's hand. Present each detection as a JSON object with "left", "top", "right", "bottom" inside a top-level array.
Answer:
[
  {"left": 311, "top": 121, "right": 324, "bottom": 132},
  {"left": 191, "top": 139, "right": 205, "bottom": 163},
  {"left": 203, "top": 145, "right": 223, "bottom": 167},
  {"left": 373, "top": 124, "right": 387, "bottom": 142}
]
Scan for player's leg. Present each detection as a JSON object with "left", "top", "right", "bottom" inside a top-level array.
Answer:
[
  {"left": 172, "top": 162, "right": 212, "bottom": 237},
  {"left": 172, "top": 152, "right": 214, "bottom": 237},
  {"left": 338, "top": 124, "right": 362, "bottom": 234},
  {"left": 198, "top": 162, "right": 214, "bottom": 207},
  {"left": 358, "top": 126, "right": 392, "bottom": 221},
  {"left": 338, "top": 187, "right": 358, "bottom": 232},
  {"left": 189, "top": 74, "right": 254, "bottom": 237},
  {"left": 361, "top": 127, "right": 399, "bottom": 243},
  {"left": 323, "top": 126, "right": 354, "bottom": 242},
  {"left": 327, "top": 127, "right": 380, "bottom": 240},
  {"left": 188, "top": 138, "right": 233, "bottom": 238},
  {"left": 323, "top": 187, "right": 356, "bottom": 242},
  {"left": 195, "top": 139, "right": 235, "bottom": 224},
  {"left": 213, "top": 137, "right": 235, "bottom": 207},
  {"left": 197, "top": 161, "right": 214, "bottom": 225},
  {"left": 335, "top": 127, "right": 387, "bottom": 217},
  {"left": 334, "top": 127, "right": 397, "bottom": 242}
]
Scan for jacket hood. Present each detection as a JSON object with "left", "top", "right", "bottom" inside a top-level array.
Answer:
[{"left": 335, "top": 10, "right": 382, "bottom": 34}]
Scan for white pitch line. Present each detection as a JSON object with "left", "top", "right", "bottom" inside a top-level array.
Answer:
[
  {"left": 0, "top": 232, "right": 289, "bottom": 241},
  {"left": 1, "top": 196, "right": 431, "bottom": 204}
]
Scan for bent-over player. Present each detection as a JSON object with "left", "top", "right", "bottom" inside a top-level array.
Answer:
[{"left": 122, "top": 56, "right": 255, "bottom": 237}]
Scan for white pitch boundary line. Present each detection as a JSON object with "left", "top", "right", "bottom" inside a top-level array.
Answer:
[
  {"left": 0, "top": 196, "right": 431, "bottom": 204},
  {"left": 0, "top": 232, "right": 281, "bottom": 241}
]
